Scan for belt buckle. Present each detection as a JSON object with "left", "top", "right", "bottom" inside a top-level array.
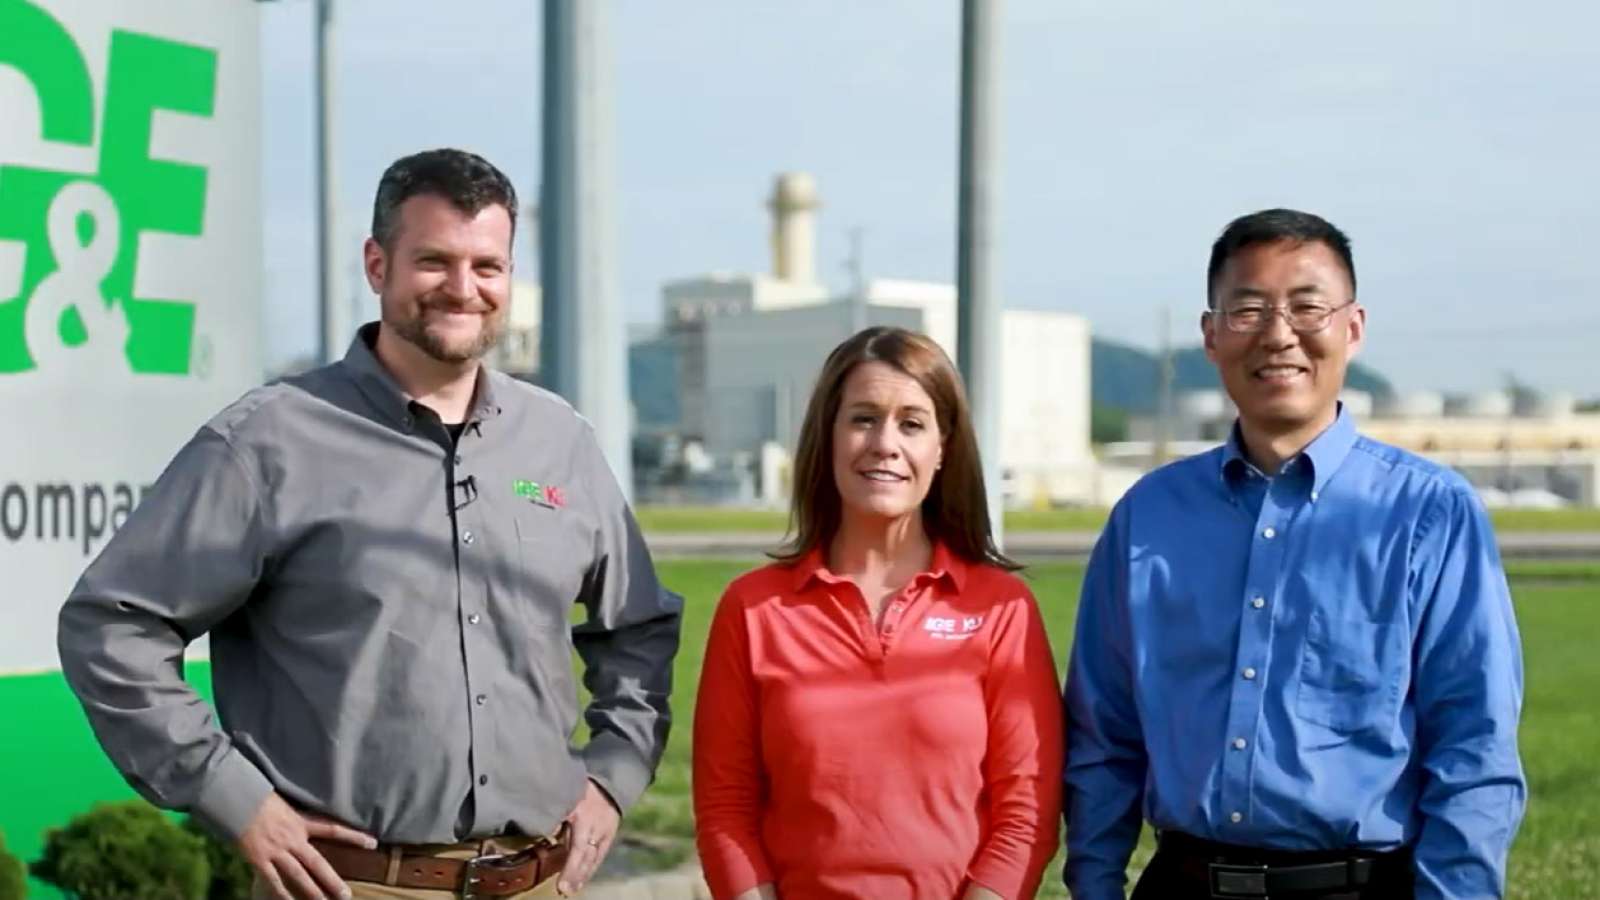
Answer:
[
  {"left": 1210, "top": 862, "right": 1270, "bottom": 898},
  {"left": 460, "top": 851, "right": 507, "bottom": 900}
]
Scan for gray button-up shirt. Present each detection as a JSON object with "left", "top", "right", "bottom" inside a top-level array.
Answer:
[{"left": 57, "top": 324, "right": 682, "bottom": 843}]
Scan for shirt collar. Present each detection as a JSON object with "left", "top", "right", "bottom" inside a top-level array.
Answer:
[
  {"left": 1219, "top": 403, "right": 1359, "bottom": 498},
  {"left": 340, "top": 322, "right": 504, "bottom": 432},
  {"left": 789, "top": 539, "right": 967, "bottom": 593}
]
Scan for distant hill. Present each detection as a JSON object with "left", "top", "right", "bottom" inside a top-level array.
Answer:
[{"left": 1092, "top": 338, "right": 1393, "bottom": 414}]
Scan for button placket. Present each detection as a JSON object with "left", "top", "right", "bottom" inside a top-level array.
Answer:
[{"left": 1219, "top": 493, "right": 1292, "bottom": 825}]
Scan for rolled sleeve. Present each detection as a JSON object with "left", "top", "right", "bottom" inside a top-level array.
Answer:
[
  {"left": 1409, "top": 487, "right": 1526, "bottom": 899},
  {"left": 57, "top": 427, "right": 273, "bottom": 840},
  {"left": 569, "top": 424, "right": 683, "bottom": 813}
]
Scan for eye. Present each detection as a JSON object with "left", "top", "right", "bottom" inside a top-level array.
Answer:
[
  {"left": 901, "top": 419, "right": 925, "bottom": 432},
  {"left": 851, "top": 413, "right": 876, "bottom": 426}
]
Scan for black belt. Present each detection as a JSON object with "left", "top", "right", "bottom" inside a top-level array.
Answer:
[{"left": 1158, "top": 831, "right": 1412, "bottom": 898}]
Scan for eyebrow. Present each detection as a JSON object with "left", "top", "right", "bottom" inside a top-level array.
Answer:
[
  {"left": 409, "top": 246, "right": 508, "bottom": 265},
  {"left": 1224, "top": 284, "right": 1329, "bottom": 302},
  {"left": 844, "top": 400, "right": 933, "bottom": 416}
]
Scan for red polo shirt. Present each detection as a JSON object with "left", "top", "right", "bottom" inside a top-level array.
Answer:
[{"left": 693, "top": 544, "right": 1063, "bottom": 899}]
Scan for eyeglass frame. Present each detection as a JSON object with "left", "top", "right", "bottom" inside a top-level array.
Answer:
[{"left": 1204, "top": 298, "right": 1357, "bottom": 335}]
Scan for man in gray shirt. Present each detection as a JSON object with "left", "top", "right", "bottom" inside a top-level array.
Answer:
[{"left": 58, "top": 148, "right": 682, "bottom": 899}]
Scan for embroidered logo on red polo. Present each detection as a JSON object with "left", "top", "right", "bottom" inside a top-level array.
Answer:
[
  {"left": 512, "top": 478, "right": 566, "bottom": 509},
  {"left": 922, "top": 614, "right": 984, "bottom": 641}
]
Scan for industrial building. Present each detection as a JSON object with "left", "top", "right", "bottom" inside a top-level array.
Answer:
[
  {"left": 654, "top": 173, "right": 1094, "bottom": 507},
  {"left": 1118, "top": 389, "right": 1600, "bottom": 507}
]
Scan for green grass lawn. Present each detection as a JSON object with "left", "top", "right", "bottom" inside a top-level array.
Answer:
[
  {"left": 635, "top": 505, "right": 1600, "bottom": 535},
  {"left": 5, "top": 562, "right": 1594, "bottom": 898},
  {"left": 631, "top": 560, "right": 1598, "bottom": 898}
]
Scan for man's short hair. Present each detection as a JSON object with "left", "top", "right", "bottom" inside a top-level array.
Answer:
[
  {"left": 371, "top": 148, "right": 518, "bottom": 250},
  {"left": 1206, "top": 208, "right": 1355, "bottom": 307}
]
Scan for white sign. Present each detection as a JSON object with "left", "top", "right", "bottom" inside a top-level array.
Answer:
[{"left": 0, "top": 0, "right": 262, "bottom": 672}]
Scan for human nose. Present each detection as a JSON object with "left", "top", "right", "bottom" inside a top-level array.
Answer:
[
  {"left": 867, "top": 422, "right": 899, "bottom": 457},
  {"left": 1257, "top": 306, "right": 1299, "bottom": 347},
  {"left": 441, "top": 262, "right": 475, "bottom": 301}
]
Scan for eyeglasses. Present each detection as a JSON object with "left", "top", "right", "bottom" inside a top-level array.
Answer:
[{"left": 1209, "top": 299, "right": 1354, "bottom": 335}]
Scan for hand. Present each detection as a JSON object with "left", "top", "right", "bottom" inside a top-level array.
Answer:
[
  {"left": 557, "top": 780, "right": 621, "bottom": 896},
  {"left": 960, "top": 884, "right": 1003, "bottom": 900},
  {"left": 236, "top": 792, "right": 377, "bottom": 900}
]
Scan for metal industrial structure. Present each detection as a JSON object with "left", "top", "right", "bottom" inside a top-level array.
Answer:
[{"left": 654, "top": 173, "right": 1094, "bottom": 510}]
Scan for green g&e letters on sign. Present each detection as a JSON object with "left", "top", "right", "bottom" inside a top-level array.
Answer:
[{"left": 0, "top": 0, "right": 218, "bottom": 376}]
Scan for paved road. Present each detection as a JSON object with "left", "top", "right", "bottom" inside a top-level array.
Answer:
[{"left": 646, "top": 531, "right": 1600, "bottom": 561}]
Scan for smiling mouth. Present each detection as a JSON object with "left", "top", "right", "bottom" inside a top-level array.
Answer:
[
  {"left": 423, "top": 308, "right": 487, "bottom": 324},
  {"left": 1252, "top": 364, "right": 1308, "bottom": 384},
  {"left": 859, "top": 469, "right": 908, "bottom": 483}
]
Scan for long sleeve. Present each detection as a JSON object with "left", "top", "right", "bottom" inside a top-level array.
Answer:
[
  {"left": 692, "top": 588, "right": 774, "bottom": 899},
  {"left": 56, "top": 427, "right": 275, "bottom": 840},
  {"left": 1408, "top": 487, "right": 1526, "bottom": 899},
  {"left": 1062, "top": 507, "right": 1146, "bottom": 899},
  {"left": 570, "top": 424, "right": 684, "bottom": 814},
  {"left": 965, "top": 588, "right": 1064, "bottom": 899}
]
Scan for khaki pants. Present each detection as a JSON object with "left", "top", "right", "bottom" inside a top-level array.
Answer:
[{"left": 253, "top": 835, "right": 564, "bottom": 899}]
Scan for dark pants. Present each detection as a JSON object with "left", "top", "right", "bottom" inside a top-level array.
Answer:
[{"left": 1131, "top": 833, "right": 1415, "bottom": 900}]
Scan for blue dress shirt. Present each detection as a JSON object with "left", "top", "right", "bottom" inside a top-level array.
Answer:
[{"left": 1063, "top": 408, "right": 1525, "bottom": 899}]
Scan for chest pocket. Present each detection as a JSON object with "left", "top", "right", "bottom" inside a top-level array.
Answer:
[
  {"left": 1295, "top": 605, "right": 1407, "bottom": 734},
  {"left": 512, "top": 514, "right": 591, "bottom": 628}
]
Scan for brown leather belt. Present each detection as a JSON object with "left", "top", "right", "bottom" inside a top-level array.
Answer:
[{"left": 312, "top": 824, "right": 570, "bottom": 898}]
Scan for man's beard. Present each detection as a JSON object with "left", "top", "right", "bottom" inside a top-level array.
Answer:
[{"left": 389, "top": 303, "right": 504, "bottom": 364}]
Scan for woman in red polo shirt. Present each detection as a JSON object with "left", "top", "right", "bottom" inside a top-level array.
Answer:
[{"left": 693, "top": 327, "right": 1063, "bottom": 900}]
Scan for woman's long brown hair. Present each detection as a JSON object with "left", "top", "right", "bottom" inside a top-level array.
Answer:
[{"left": 773, "top": 326, "right": 1018, "bottom": 571}]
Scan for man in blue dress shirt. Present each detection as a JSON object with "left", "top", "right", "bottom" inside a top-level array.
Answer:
[{"left": 1063, "top": 209, "right": 1525, "bottom": 899}]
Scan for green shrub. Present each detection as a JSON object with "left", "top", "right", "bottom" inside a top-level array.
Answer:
[
  {"left": 0, "top": 830, "right": 26, "bottom": 900},
  {"left": 30, "top": 801, "right": 210, "bottom": 900},
  {"left": 182, "top": 818, "right": 254, "bottom": 900}
]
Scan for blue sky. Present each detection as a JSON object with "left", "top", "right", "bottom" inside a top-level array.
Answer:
[{"left": 259, "top": 1, "right": 1599, "bottom": 396}]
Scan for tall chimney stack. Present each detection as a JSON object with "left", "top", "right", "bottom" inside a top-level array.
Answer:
[{"left": 768, "top": 172, "right": 819, "bottom": 283}]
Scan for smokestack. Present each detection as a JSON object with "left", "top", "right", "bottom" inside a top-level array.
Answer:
[{"left": 767, "top": 172, "right": 819, "bottom": 283}]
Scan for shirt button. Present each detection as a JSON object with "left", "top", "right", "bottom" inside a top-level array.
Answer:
[
  {"left": 467, "top": 613, "right": 481, "bottom": 625},
  {"left": 1262, "top": 527, "right": 1277, "bottom": 539},
  {"left": 475, "top": 694, "right": 487, "bottom": 706},
  {"left": 1230, "top": 811, "right": 1243, "bottom": 823},
  {"left": 1251, "top": 597, "right": 1266, "bottom": 609},
  {"left": 478, "top": 775, "right": 488, "bottom": 786},
  {"left": 1242, "top": 667, "right": 1257, "bottom": 680},
  {"left": 454, "top": 454, "right": 464, "bottom": 466},
  {"left": 1310, "top": 490, "right": 1320, "bottom": 502},
  {"left": 462, "top": 531, "right": 475, "bottom": 545},
  {"left": 1232, "top": 737, "right": 1247, "bottom": 750}
]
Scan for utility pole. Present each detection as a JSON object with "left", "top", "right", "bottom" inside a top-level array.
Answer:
[
  {"left": 313, "top": 0, "right": 340, "bottom": 362},
  {"left": 540, "top": 0, "right": 632, "bottom": 498},
  {"left": 847, "top": 226, "right": 867, "bottom": 334},
  {"left": 956, "top": 0, "right": 1004, "bottom": 548},
  {"left": 1155, "top": 306, "right": 1174, "bottom": 466}
]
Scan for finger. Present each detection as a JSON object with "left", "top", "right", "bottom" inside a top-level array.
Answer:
[
  {"left": 256, "top": 866, "right": 295, "bottom": 900},
  {"left": 304, "top": 817, "right": 379, "bottom": 849},
  {"left": 276, "top": 853, "right": 327, "bottom": 900},
  {"left": 557, "top": 840, "right": 596, "bottom": 895},
  {"left": 292, "top": 842, "right": 352, "bottom": 900},
  {"left": 575, "top": 834, "right": 608, "bottom": 889}
]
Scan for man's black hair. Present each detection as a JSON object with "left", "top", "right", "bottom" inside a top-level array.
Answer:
[
  {"left": 371, "top": 148, "right": 517, "bottom": 249},
  {"left": 1207, "top": 208, "right": 1355, "bottom": 306}
]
